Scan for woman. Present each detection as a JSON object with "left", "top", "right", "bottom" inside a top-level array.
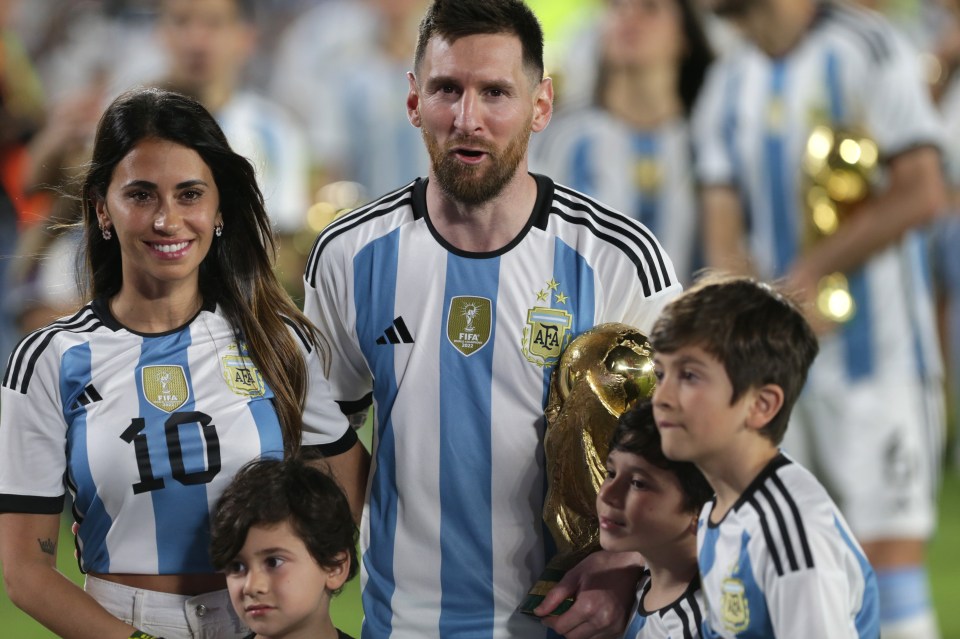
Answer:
[
  {"left": 0, "top": 88, "right": 367, "bottom": 639},
  {"left": 532, "top": 0, "right": 714, "bottom": 285}
]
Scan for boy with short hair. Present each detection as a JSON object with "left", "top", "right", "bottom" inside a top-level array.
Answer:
[
  {"left": 649, "top": 274, "right": 880, "bottom": 638},
  {"left": 598, "top": 401, "right": 713, "bottom": 638},
  {"left": 210, "top": 457, "right": 358, "bottom": 639}
]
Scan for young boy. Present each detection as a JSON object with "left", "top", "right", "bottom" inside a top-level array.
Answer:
[
  {"left": 210, "top": 456, "right": 358, "bottom": 639},
  {"left": 598, "top": 401, "right": 714, "bottom": 638},
  {"left": 649, "top": 274, "right": 880, "bottom": 638}
]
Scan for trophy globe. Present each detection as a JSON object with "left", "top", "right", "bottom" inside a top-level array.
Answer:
[{"left": 519, "top": 322, "right": 656, "bottom": 615}]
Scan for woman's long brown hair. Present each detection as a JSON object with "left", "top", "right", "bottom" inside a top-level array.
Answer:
[{"left": 79, "top": 87, "right": 325, "bottom": 453}]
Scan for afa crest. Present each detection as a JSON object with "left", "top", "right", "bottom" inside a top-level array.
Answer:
[
  {"left": 522, "top": 278, "right": 574, "bottom": 368},
  {"left": 446, "top": 296, "right": 492, "bottom": 357},
  {"left": 222, "top": 343, "right": 267, "bottom": 397},
  {"left": 632, "top": 157, "right": 662, "bottom": 193},
  {"left": 720, "top": 576, "right": 750, "bottom": 633},
  {"left": 142, "top": 365, "right": 188, "bottom": 412}
]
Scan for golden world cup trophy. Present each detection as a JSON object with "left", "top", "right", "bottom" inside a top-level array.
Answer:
[
  {"left": 518, "top": 323, "right": 657, "bottom": 616},
  {"left": 801, "top": 124, "right": 878, "bottom": 323}
]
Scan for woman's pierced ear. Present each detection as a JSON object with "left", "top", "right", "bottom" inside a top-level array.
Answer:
[
  {"left": 215, "top": 221, "right": 224, "bottom": 237},
  {"left": 98, "top": 202, "right": 113, "bottom": 240}
]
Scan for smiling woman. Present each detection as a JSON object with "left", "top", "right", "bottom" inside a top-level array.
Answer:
[
  {"left": 0, "top": 87, "right": 367, "bottom": 639},
  {"left": 96, "top": 138, "right": 222, "bottom": 328}
]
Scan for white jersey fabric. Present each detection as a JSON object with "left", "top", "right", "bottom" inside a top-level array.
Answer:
[
  {"left": 216, "top": 90, "right": 311, "bottom": 234},
  {"left": 691, "top": 1, "right": 944, "bottom": 539},
  {"left": 303, "top": 175, "right": 681, "bottom": 638},
  {"left": 624, "top": 569, "right": 704, "bottom": 639},
  {"left": 0, "top": 299, "right": 351, "bottom": 575},
  {"left": 532, "top": 109, "right": 700, "bottom": 285},
  {"left": 698, "top": 454, "right": 879, "bottom": 638}
]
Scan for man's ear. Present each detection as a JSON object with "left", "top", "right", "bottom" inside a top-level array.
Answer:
[
  {"left": 406, "top": 72, "right": 422, "bottom": 128},
  {"left": 745, "top": 384, "right": 784, "bottom": 431},
  {"left": 530, "top": 76, "right": 553, "bottom": 133}
]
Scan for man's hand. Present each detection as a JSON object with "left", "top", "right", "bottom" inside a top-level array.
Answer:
[{"left": 535, "top": 550, "right": 643, "bottom": 639}]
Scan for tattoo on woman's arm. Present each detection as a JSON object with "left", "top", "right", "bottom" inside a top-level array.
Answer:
[{"left": 37, "top": 538, "right": 56, "bottom": 556}]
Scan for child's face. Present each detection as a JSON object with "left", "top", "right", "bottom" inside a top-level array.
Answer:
[
  {"left": 224, "top": 520, "right": 347, "bottom": 639},
  {"left": 652, "top": 345, "right": 757, "bottom": 466},
  {"left": 597, "top": 448, "right": 696, "bottom": 554}
]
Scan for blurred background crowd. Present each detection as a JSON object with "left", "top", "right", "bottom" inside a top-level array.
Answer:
[{"left": 3, "top": 0, "right": 958, "bottom": 454}]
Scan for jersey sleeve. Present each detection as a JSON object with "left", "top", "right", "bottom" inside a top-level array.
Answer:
[
  {"left": 302, "top": 237, "right": 374, "bottom": 414},
  {"left": 594, "top": 220, "right": 684, "bottom": 334},
  {"left": 618, "top": 281, "right": 683, "bottom": 335},
  {"left": 691, "top": 59, "right": 738, "bottom": 187},
  {"left": 0, "top": 340, "right": 68, "bottom": 513},
  {"left": 291, "top": 323, "right": 354, "bottom": 449},
  {"left": 863, "top": 27, "right": 943, "bottom": 157},
  {"left": 760, "top": 517, "right": 875, "bottom": 638}
]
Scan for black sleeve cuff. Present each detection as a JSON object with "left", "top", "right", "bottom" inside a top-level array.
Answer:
[
  {"left": 335, "top": 392, "right": 373, "bottom": 416},
  {"left": 0, "top": 493, "right": 65, "bottom": 514},
  {"left": 304, "top": 426, "right": 359, "bottom": 458}
]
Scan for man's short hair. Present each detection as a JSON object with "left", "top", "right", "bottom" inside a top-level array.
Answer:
[{"left": 413, "top": 0, "right": 544, "bottom": 82}]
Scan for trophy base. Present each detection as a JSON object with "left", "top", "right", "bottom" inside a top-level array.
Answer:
[{"left": 517, "top": 568, "right": 574, "bottom": 617}]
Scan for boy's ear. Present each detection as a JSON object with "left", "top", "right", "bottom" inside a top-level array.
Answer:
[
  {"left": 744, "top": 384, "right": 784, "bottom": 431},
  {"left": 324, "top": 551, "right": 351, "bottom": 592}
]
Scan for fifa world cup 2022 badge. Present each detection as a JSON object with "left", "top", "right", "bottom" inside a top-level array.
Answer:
[
  {"left": 142, "top": 366, "right": 189, "bottom": 412},
  {"left": 221, "top": 341, "right": 267, "bottom": 397},
  {"left": 721, "top": 564, "right": 750, "bottom": 633},
  {"left": 522, "top": 278, "right": 573, "bottom": 367},
  {"left": 447, "top": 296, "right": 492, "bottom": 356}
]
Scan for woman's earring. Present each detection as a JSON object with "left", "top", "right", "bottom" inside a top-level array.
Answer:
[
  {"left": 215, "top": 222, "right": 223, "bottom": 237},
  {"left": 100, "top": 225, "right": 112, "bottom": 240}
]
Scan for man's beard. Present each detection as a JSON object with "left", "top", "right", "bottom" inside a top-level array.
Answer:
[{"left": 422, "top": 122, "right": 532, "bottom": 206}]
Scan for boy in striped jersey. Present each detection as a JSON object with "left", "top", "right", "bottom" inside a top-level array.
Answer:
[
  {"left": 691, "top": 0, "right": 947, "bottom": 634},
  {"left": 649, "top": 274, "right": 880, "bottom": 638},
  {"left": 598, "top": 401, "right": 713, "bottom": 639}
]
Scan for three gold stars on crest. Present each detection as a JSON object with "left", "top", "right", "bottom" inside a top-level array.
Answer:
[{"left": 536, "top": 278, "right": 569, "bottom": 305}]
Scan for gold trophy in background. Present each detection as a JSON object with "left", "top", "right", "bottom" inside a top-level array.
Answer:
[
  {"left": 801, "top": 124, "right": 878, "bottom": 323},
  {"left": 518, "top": 323, "right": 657, "bottom": 616}
]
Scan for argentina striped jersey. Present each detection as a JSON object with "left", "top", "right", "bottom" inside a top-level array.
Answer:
[
  {"left": 532, "top": 109, "right": 701, "bottom": 285},
  {"left": 698, "top": 454, "right": 879, "bottom": 638},
  {"left": 625, "top": 569, "right": 704, "bottom": 639},
  {"left": 692, "top": 1, "right": 943, "bottom": 384},
  {"left": 303, "top": 175, "right": 681, "bottom": 638},
  {"left": 0, "top": 299, "right": 351, "bottom": 574}
]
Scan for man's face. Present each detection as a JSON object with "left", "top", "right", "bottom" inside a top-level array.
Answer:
[
  {"left": 159, "top": 0, "right": 254, "bottom": 92},
  {"left": 407, "top": 33, "right": 552, "bottom": 205}
]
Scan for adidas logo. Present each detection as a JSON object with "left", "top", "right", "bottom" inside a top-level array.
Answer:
[
  {"left": 72, "top": 384, "right": 103, "bottom": 410},
  {"left": 376, "top": 317, "right": 415, "bottom": 345}
]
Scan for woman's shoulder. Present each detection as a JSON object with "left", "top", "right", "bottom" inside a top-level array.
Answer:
[{"left": 4, "top": 303, "right": 104, "bottom": 383}]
